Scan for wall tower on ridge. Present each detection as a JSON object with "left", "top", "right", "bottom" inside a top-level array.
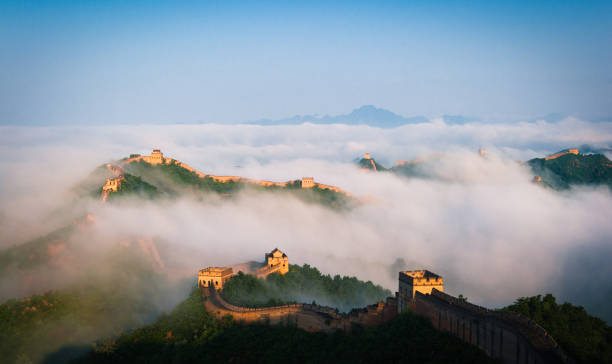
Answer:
[
  {"left": 301, "top": 177, "right": 315, "bottom": 188},
  {"left": 198, "top": 267, "right": 234, "bottom": 290},
  {"left": 398, "top": 270, "right": 444, "bottom": 313}
]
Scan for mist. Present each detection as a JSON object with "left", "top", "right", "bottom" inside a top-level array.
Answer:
[{"left": 1, "top": 118, "right": 612, "bottom": 323}]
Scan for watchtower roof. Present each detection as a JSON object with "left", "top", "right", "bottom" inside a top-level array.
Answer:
[
  {"left": 266, "top": 248, "right": 287, "bottom": 258},
  {"left": 198, "top": 267, "right": 233, "bottom": 276},
  {"left": 399, "top": 270, "right": 443, "bottom": 285}
]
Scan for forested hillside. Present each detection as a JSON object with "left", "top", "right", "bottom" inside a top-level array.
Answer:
[
  {"left": 74, "top": 289, "right": 497, "bottom": 364},
  {"left": 527, "top": 153, "right": 612, "bottom": 189},
  {"left": 110, "top": 159, "right": 354, "bottom": 209},
  {"left": 503, "top": 294, "right": 612, "bottom": 364},
  {"left": 222, "top": 264, "right": 391, "bottom": 312},
  {"left": 0, "top": 246, "right": 188, "bottom": 364}
]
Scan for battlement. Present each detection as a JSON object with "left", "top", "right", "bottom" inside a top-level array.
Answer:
[
  {"left": 398, "top": 270, "right": 444, "bottom": 312},
  {"left": 102, "top": 176, "right": 125, "bottom": 192},
  {"left": 399, "top": 270, "right": 444, "bottom": 286},
  {"left": 412, "top": 288, "right": 574, "bottom": 364},
  {"left": 263, "top": 248, "right": 289, "bottom": 274},
  {"left": 301, "top": 177, "right": 315, "bottom": 188},
  {"left": 203, "top": 279, "right": 397, "bottom": 333},
  {"left": 199, "top": 249, "right": 289, "bottom": 289},
  {"left": 199, "top": 267, "right": 233, "bottom": 276},
  {"left": 147, "top": 149, "right": 165, "bottom": 164},
  {"left": 120, "top": 149, "right": 349, "bottom": 195},
  {"left": 545, "top": 149, "right": 579, "bottom": 161},
  {"left": 198, "top": 267, "right": 233, "bottom": 289}
]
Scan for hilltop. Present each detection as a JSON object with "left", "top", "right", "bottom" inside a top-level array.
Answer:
[
  {"left": 357, "top": 149, "right": 612, "bottom": 190},
  {"left": 527, "top": 149, "right": 612, "bottom": 190},
  {"left": 95, "top": 149, "right": 354, "bottom": 210},
  {"left": 357, "top": 153, "right": 387, "bottom": 172}
]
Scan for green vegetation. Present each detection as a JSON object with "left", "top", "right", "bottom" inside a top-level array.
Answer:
[
  {"left": 358, "top": 157, "right": 387, "bottom": 171},
  {"left": 355, "top": 151, "right": 612, "bottom": 190},
  {"left": 120, "top": 159, "right": 354, "bottom": 209},
  {"left": 222, "top": 264, "right": 391, "bottom": 312},
  {"left": 527, "top": 153, "right": 612, "bottom": 190},
  {"left": 123, "top": 160, "right": 243, "bottom": 195},
  {"left": 0, "top": 243, "right": 189, "bottom": 364},
  {"left": 290, "top": 185, "right": 355, "bottom": 210},
  {"left": 391, "top": 162, "right": 432, "bottom": 178},
  {"left": 105, "top": 174, "right": 159, "bottom": 201},
  {"left": 75, "top": 289, "right": 497, "bottom": 364},
  {"left": 0, "top": 225, "right": 75, "bottom": 275},
  {"left": 503, "top": 294, "right": 612, "bottom": 364}
]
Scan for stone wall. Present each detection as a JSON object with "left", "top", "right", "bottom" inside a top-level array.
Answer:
[
  {"left": 121, "top": 152, "right": 343, "bottom": 191},
  {"left": 544, "top": 149, "right": 579, "bottom": 161},
  {"left": 411, "top": 289, "right": 574, "bottom": 364},
  {"left": 203, "top": 285, "right": 397, "bottom": 333}
]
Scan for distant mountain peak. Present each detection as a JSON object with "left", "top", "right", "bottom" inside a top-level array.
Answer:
[{"left": 244, "top": 105, "right": 428, "bottom": 128}]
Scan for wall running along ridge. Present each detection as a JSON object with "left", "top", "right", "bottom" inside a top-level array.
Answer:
[
  {"left": 202, "top": 285, "right": 398, "bottom": 333},
  {"left": 203, "top": 266, "right": 575, "bottom": 363},
  {"left": 410, "top": 289, "right": 575, "bottom": 364},
  {"left": 120, "top": 150, "right": 349, "bottom": 195},
  {"left": 544, "top": 149, "right": 579, "bottom": 161}
]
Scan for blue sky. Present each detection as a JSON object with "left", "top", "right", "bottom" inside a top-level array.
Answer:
[{"left": 1, "top": 0, "right": 611, "bottom": 124}]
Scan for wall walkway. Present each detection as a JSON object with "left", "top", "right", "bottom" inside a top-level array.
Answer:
[
  {"left": 202, "top": 285, "right": 397, "bottom": 333},
  {"left": 411, "top": 289, "right": 574, "bottom": 364}
]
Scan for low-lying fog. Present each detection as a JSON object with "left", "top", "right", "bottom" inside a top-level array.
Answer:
[{"left": 1, "top": 117, "right": 611, "bottom": 321}]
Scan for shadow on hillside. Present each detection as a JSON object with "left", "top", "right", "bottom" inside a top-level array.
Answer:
[{"left": 42, "top": 345, "right": 91, "bottom": 364}]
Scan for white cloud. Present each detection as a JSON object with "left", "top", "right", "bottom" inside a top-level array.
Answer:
[{"left": 1, "top": 119, "right": 611, "bottom": 320}]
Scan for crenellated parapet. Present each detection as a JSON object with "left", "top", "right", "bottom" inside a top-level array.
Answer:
[
  {"left": 198, "top": 267, "right": 234, "bottom": 290},
  {"left": 100, "top": 175, "right": 126, "bottom": 201},
  {"left": 203, "top": 284, "right": 397, "bottom": 333},
  {"left": 398, "top": 270, "right": 444, "bottom": 312},
  {"left": 408, "top": 286, "right": 574, "bottom": 363},
  {"left": 121, "top": 149, "right": 349, "bottom": 195},
  {"left": 544, "top": 149, "right": 579, "bottom": 161}
]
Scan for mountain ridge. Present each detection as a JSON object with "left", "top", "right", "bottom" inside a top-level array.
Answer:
[{"left": 244, "top": 105, "right": 429, "bottom": 128}]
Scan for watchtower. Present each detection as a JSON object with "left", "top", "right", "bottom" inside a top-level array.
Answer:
[
  {"left": 198, "top": 267, "right": 234, "bottom": 290},
  {"left": 265, "top": 248, "right": 289, "bottom": 274},
  {"left": 398, "top": 270, "right": 444, "bottom": 313},
  {"left": 301, "top": 177, "right": 315, "bottom": 188},
  {"left": 149, "top": 149, "right": 164, "bottom": 165},
  {"left": 102, "top": 176, "right": 125, "bottom": 192}
]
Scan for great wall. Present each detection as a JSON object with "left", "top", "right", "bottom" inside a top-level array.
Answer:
[
  {"left": 544, "top": 149, "right": 579, "bottom": 161},
  {"left": 123, "top": 149, "right": 346, "bottom": 192},
  {"left": 409, "top": 288, "right": 574, "bottom": 364},
  {"left": 100, "top": 149, "right": 347, "bottom": 200},
  {"left": 200, "top": 248, "right": 398, "bottom": 333},
  {"left": 203, "top": 285, "right": 398, "bottom": 333},
  {"left": 102, "top": 148, "right": 583, "bottom": 200},
  {"left": 200, "top": 249, "right": 575, "bottom": 364}
]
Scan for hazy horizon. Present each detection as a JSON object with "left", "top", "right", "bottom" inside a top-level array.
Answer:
[{"left": 2, "top": 1, "right": 611, "bottom": 125}]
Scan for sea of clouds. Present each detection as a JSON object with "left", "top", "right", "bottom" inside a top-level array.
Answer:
[{"left": 1, "top": 117, "right": 612, "bottom": 321}]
